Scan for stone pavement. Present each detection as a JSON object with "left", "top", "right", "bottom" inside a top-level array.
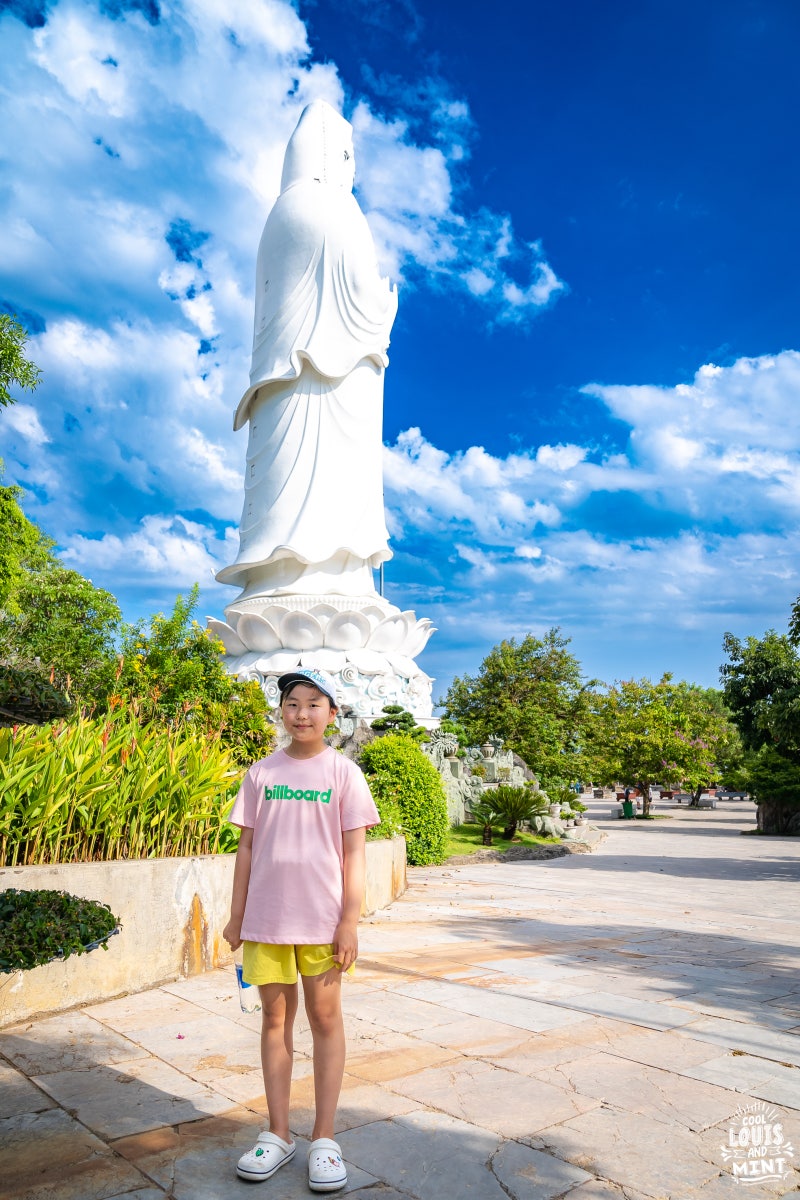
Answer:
[{"left": 2, "top": 798, "right": 799, "bottom": 1200}]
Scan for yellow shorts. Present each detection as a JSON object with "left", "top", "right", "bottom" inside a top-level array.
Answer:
[{"left": 242, "top": 941, "right": 355, "bottom": 986}]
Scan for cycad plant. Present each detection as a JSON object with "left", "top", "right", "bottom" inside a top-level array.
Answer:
[
  {"left": 468, "top": 799, "right": 500, "bottom": 845},
  {"left": 490, "top": 785, "right": 550, "bottom": 839}
]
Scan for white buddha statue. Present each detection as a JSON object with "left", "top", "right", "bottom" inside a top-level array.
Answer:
[
  {"left": 213, "top": 100, "right": 434, "bottom": 720},
  {"left": 217, "top": 99, "right": 398, "bottom": 599}
]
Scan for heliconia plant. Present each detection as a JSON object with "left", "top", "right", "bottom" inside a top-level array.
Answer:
[{"left": 0, "top": 704, "right": 241, "bottom": 866}]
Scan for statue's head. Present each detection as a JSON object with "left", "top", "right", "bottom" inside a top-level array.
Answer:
[{"left": 281, "top": 99, "right": 356, "bottom": 193}]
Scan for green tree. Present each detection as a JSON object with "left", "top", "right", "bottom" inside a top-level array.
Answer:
[
  {"left": 0, "top": 318, "right": 53, "bottom": 607},
  {"left": 370, "top": 704, "right": 427, "bottom": 741},
  {"left": 0, "top": 312, "right": 41, "bottom": 410},
  {"left": 0, "top": 481, "right": 55, "bottom": 610},
  {"left": 721, "top": 611, "right": 800, "bottom": 834},
  {"left": 443, "top": 630, "right": 591, "bottom": 781},
  {"left": 117, "top": 585, "right": 272, "bottom": 762},
  {"left": 586, "top": 676, "right": 734, "bottom": 816},
  {"left": 119, "top": 586, "right": 243, "bottom": 717},
  {"left": 0, "top": 566, "right": 122, "bottom": 707},
  {"left": 0, "top": 323, "right": 74, "bottom": 724}
]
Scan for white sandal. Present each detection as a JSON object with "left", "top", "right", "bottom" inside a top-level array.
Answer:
[
  {"left": 236, "top": 1130, "right": 295, "bottom": 1181},
  {"left": 307, "top": 1138, "right": 347, "bottom": 1192}
]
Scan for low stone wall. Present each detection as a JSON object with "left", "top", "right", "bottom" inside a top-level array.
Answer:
[{"left": 0, "top": 836, "right": 406, "bottom": 1028}]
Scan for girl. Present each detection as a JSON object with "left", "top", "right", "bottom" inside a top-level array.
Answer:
[{"left": 223, "top": 667, "right": 378, "bottom": 1192}]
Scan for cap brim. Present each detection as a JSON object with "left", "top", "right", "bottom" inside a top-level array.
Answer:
[{"left": 277, "top": 672, "right": 337, "bottom": 705}]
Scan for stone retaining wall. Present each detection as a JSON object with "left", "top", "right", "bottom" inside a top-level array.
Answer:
[{"left": 0, "top": 836, "right": 406, "bottom": 1028}]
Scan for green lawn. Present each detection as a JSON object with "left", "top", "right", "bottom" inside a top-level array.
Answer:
[{"left": 446, "top": 822, "right": 561, "bottom": 857}]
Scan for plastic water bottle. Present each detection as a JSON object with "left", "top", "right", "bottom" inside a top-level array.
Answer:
[{"left": 234, "top": 953, "right": 261, "bottom": 1014}]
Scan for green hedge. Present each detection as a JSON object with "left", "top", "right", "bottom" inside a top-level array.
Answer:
[{"left": 360, "top": 733, "right": 449, "bottom": 865}]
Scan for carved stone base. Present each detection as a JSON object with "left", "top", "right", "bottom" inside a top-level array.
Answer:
[{"left": 208, "top": 593, "right": 435, "bottom": 721}]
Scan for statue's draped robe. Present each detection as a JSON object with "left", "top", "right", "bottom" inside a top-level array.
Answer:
[{"left": 217, "top": 102, "right": 398, "bottom": 597}]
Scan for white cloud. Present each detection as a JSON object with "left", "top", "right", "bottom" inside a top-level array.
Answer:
[
  {"left": 62, "top": 514, "right": 236, "bottom": 586},
  {"left": 2, "top": 404, "right": 50, "bottom": 446},
  {"left": 385, "top": 352, "right": 800, "bottom": 558},
  {"left": 381, "top": 349, "right": 800, "bottom": 689},
  {"left": 584, "top": 350, "right": 800, "bottom": 521},
  {"left": 351, "top": 102, "right": 565, "bottom": 322}
]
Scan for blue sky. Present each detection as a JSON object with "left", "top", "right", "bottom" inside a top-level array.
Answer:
[{"left": 1, "top": 0, "right": 799, "bottom": 703}]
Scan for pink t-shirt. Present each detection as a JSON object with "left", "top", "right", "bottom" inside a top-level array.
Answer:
[{"left": 228, "top": 746, "right": 380, "bottom": 945}]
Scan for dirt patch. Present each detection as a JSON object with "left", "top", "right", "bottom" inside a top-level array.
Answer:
[{"left": 444, "top": 841, "right": 593, "bottom": 865}]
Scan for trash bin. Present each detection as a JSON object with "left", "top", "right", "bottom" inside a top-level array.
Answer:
[{"left": 622, "top": 799, "right": 635, "bottom": 819}]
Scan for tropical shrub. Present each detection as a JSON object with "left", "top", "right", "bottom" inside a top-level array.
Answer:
[
  {"left": 0, "top": 705, "right": 240, "bottom": 865},
  {"left": 359, "top": 733, "right": 449, "bottom": 865},
  {"left": 0, "top": 662, "right": 71, "bottom": 727}
]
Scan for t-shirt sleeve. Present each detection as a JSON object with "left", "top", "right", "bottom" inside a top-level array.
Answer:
[
  {"left": 339, "top": 758, "right": 381, "bottom": 831},
  {"left": 228, "top": 766, "right": 260, "bottom": 829}
]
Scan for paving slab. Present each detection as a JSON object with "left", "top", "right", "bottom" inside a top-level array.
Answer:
[
  {"left": 0, "top": 1107, "right": 152, "bottom": 1200},
  {"left": 0, "top": 1010, "right": 146, "bottom": 1075},
  {"left": 485, "top": 1019, "right": 635, "bottom": 1074},
  {"left": 676, "top": 1017, "right": 800, "bottom": 1068},
  {"left": 123, "top": 1010, "right": 262, "bottom": 1082},
  {"left": 83, "top": 986, "right": 215, "bottom": 1033},
  {"left": 410, "top": 1012, "right": 537, "bottom": 1056},
  {"left": 490, "top": 1139, "right": 594, "bottom": 1198},
  {"left": 602, "top": 1027, "right": 724, "bottom": 1072},
  {"left": 338, "top": 1108, "right": 506, "bottom": 1199},
  {"left": 386, "top": 1056, "right": 600, "bottom": 1138},
  {"left": 683, "top": 1052, "right": 794, "bottom": 1094},
  {"left": 564, "top": 1182, "right": 647, "bottom": 1200},
  {"left": 0, "top": 1059, "right": 56, "bottom": 1119},
  {"left": 534, "top": 1050, "right": 742, "bottom": 1131},
  {"left": 34, "top": 1054, "right": 234, "bottom": 1138},
  {"left": 547, "top": 989, "right": 701, "bottom": 1030},
  {"left": 533, "top": 1104, "right": 722, "bottom": 1196},
  {"left": 394, "top": 976, "right": 596, "bottom": 1031}
]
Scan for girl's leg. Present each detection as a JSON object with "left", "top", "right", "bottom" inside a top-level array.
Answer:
[
  {"left": 301, "top": 969, "right": 345, "bottom": 1141},
  {"left": 258, "top": 982, "right": 298, "bottom": 1143}
]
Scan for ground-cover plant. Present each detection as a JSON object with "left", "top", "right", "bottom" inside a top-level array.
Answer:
[
  {"left": 359, "top": 733, "right": 449, "bottom": 865},
  {"left": 0, "top": 705, "right": 241, "bottom": 865},
  {"left": 0, "top": 888, "right": 119, "bottom": 971}
]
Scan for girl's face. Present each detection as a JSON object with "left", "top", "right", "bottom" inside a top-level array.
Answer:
[{"left": 281, "top": 683, "right": 335, "bottom": 744}]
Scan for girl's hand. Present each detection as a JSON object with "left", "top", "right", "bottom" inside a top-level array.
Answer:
[
  {"left": 223, "top": 918, "right": 243, "bottom": 950},
  {"left": 333, "top": 919, "right": 358, "bottom": 971}
]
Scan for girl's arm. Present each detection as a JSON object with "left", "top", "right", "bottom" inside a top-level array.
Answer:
[
  {"left": 333, "top": 826, "right": 366, "bottom": 970},
  {"left": 222, "top": 826, "right": 254, "bottom": 950}
]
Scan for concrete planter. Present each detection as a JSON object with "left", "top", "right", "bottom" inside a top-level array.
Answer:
[{"left": 0, "top": 836, "right": 406, "bottom": 1028}]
